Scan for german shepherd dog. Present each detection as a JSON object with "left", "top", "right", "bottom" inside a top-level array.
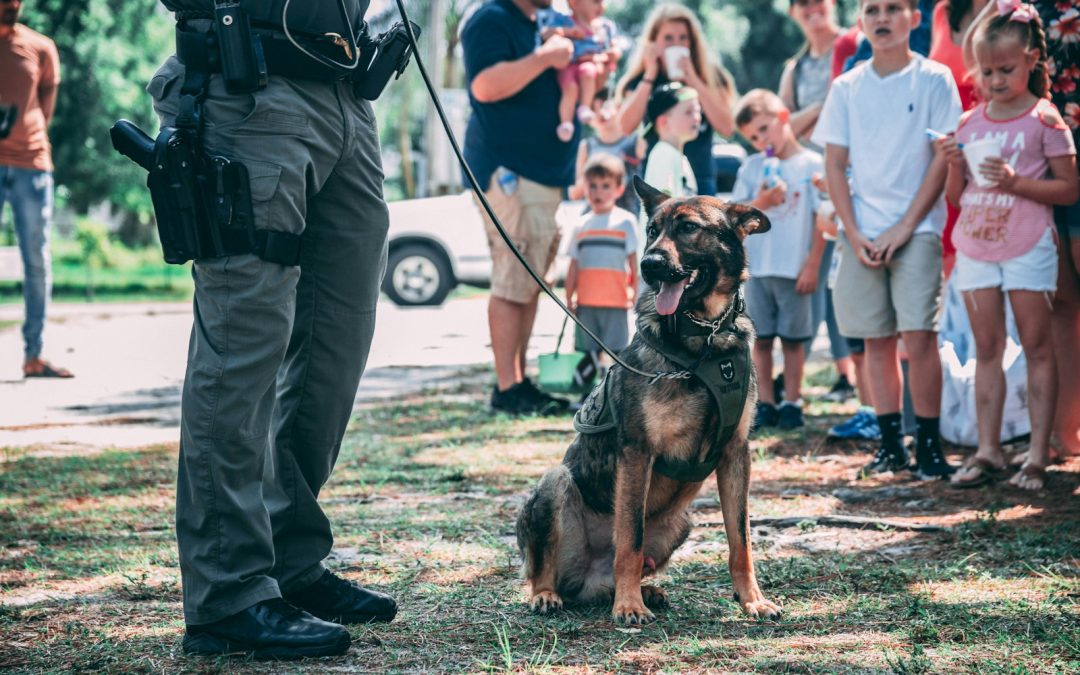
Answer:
[{"left": 515, "top": 177, "right": 781, "bottom": 625}]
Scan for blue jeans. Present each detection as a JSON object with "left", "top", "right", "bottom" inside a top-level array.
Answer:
[
  {"left": 0, "top": 165, "right": 53, "bottom": 360},
  {"left": 807, "top": 240, "right": 851, "bottom": 362}
]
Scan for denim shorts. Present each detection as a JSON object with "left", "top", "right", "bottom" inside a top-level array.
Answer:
[{"left": 955, "top": 227, "right": 1058, "bottom": 293}]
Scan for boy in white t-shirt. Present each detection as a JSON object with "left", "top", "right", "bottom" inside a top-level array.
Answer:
[
  {"left": 812, "top": 0, "right": 961, "bottom": 479},
  {"left": 734, "top": 89, "right": 828, "bottom": 430}
]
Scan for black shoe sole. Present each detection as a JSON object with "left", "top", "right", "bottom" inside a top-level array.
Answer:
[{"left": 182, "top": 631, "right": 351, "bottom": 660}]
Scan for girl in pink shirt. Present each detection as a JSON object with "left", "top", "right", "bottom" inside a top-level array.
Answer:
[{"left": 938, "top": 3, "right": 1078, "bottom": 491}]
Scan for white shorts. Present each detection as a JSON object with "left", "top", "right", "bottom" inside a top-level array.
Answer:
[{"left": 954, "top": 227, "right": 1058, "bottom": 293}]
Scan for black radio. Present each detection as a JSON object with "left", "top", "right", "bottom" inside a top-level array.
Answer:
[{"left": 353, "top": 21, "right": 421, "bottom": 101}]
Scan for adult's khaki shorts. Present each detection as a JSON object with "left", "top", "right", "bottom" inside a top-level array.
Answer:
[
  {"left": 474, "top": 171, "right": 562, "bottom": 304},
  {"left": 832, "top": 232, "right": 943, "bottom": 338}
]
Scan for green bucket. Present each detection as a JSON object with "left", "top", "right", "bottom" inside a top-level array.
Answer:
[{"left": 537, "top": 317, "right": 586, "bottom": 393}]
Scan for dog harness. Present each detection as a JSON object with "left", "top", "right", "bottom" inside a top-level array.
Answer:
[{"left": 573, "top": 299, "right": 752, "bottom": 483}]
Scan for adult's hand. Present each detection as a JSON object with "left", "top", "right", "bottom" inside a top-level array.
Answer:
[
  {"left": 539, "top": 35, "right": 575, "bottom": 70},
  {"left": 680, "top": 56, "right": 703, "bottom": 88},
  {"left": 642, "top": 41, "right": 664, "bottom": 79}
]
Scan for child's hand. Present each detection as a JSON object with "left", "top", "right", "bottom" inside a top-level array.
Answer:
[
  {"left": 872, "top": 223, "right": 913, "bottom": 264},
  {"left": 755, "top": 181, "right": 787, "bottom": 209},
  {"left": 979, "top": 156, "right": 1017, "bottom": 191},
  {"left": 811, "top": 172, "right": 828, "bottom": 194},
  {"left": 846, "top": 228, "right": 882, "bottom": 268},
  {"left": 795, "top": 262, "right": 819, "bottom": 295},
  {"left": 934, "top": 135, "right": 965, "bottom": 170},
  {"left": 539, "top": 35, "right": 575, "bottom": 69}
]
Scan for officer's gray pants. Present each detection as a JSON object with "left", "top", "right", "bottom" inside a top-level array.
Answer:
[{"left": 149, "top": 56, "right": 389, "bottom": 625}]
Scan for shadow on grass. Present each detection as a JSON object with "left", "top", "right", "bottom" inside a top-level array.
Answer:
[{"left": 1, "top": 384, "right": 1077, "bottom": 672}]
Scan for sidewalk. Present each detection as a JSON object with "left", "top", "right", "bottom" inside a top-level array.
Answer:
[{"left": 0, "top": 295, "right": 571, "bottom": 452}]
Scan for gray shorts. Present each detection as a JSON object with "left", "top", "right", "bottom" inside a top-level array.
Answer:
[
  {"left": 832, "top": 233, "right": 943, "bottom": 338},
  {"left": 745, "top": 276, "right": 814, "bottom": 342},
  {"left": 575, "top": 306, "right": 630, "bottom": 353}
]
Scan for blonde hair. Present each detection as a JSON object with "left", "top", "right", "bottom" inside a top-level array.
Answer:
[
  {"left": 615, "top": 4, "right": 735, "bottom": 102},
  {"left": 734, "top": 89, "right": 786, "bottom": 129}
]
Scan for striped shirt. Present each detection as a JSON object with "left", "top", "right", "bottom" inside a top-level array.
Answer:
[{"left": 569, "top": 207, "right": 638, "bottom": 309}]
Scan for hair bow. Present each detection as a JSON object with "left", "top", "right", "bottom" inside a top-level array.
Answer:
[{"left": 996, "top": 0, "right": 1038, "bottom": 23}]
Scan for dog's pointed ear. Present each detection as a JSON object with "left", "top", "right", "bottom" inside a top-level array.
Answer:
[
  {"left": 634, "top": 176, "right": 670, "bottom": 219},
  {"left": 727, "top": 203, "right": 771, "bottom": 240}
]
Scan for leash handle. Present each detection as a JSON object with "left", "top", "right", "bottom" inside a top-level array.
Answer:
[{"left": 555, "top": 315, "right": 570, "bottom": 353}]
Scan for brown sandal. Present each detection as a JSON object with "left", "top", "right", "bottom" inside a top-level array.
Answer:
[
  {"left": 1008, "top": 462, "right": 1047, "bottom": 491},
  {"left": 950, "top": 456, "right": 1006, "bottom": 489}
]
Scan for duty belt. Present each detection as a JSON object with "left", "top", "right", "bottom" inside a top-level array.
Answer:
[
  {"left": 573, "top": 302, "right": 752, "bottom": 483},
  {"left": 175, "top": 23, "right": 360, "bottom": 83}
]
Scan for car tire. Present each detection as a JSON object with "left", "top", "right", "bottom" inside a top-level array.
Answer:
[{"left": 383, "top": 243, "right": 455, "bottom": 306}]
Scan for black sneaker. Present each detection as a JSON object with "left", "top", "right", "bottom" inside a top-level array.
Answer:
[
  {"left": 755, "top": 402, "right": 779, "bottom": 429},
  {"left": 860, "top": 445, "right": 912, "bottom": 477},
  {"left": 491, "top": 382, "right": 546, "bottom": 415},
  {"left": 777, "top": 402, "right": 805, "bottom": 429},
  {"left": 914, "top": 445, "right": 957, "bottom": 480},
  {"left": 521, "top": 378, "right": 570, "bottom": 414},
  {"left": 823, "top": 375, "right": 856, "bottom": 403}
]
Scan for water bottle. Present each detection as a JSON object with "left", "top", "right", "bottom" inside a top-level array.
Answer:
[
  {"left": 762, "top": 146, "right": 781, "bottom": 189},
  {"left": 495, "top": 167, "right": 518, "bottom": 196}
]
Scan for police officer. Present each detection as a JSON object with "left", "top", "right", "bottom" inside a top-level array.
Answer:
[{"left": 151, "top": 0, "right": 396, "bottom": 659}]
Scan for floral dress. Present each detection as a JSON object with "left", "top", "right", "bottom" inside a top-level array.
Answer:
[{"left": 1037, "top": 0, "right": 1080, "bottom": 143}]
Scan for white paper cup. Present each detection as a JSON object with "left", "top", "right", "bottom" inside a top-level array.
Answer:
[
  {"left": 962, "top": 137, "right": 1003, "bottom": 188},
  {"left": 663, "top": 46, "right": 691, "bottom": 81}
]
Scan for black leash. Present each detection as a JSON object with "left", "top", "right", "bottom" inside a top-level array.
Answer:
[{"left": 392, "top": 0, "right": 704, "bottom": 382}]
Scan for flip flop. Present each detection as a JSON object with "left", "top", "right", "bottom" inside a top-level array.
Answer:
[
  {"left": 950, "top": 456, "right": 1005, "bottom": 489},
  {"left": 1008, "top": 448, "right": 1059, "bottom": 467},
  {"left": 1008, "top": 462, "right": 1047, "bottom": 491},
  {"left": 24, "top": 361, "right": 74, "bottom": 379}
]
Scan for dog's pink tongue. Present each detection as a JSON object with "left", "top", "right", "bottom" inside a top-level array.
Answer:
[{"left": 656, "top": 279, "right": 688, "bottom": 316}]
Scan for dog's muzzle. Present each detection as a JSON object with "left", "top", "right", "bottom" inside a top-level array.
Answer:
[{"left": 641, "top": 252, "right": 699, "bottom": 317}]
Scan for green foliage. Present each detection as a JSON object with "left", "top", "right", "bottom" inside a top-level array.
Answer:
[{"left": 18, "top": 2, "right": 173, "bottom": 225}]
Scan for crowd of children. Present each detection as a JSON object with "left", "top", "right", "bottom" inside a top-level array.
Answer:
[{"left": 549, "top": 0, "right": 1077, "bottom": 491}]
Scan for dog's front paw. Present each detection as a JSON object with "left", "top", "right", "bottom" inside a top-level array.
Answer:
[
  {"left": 739, "top": 596, "right": 782, "bottom": 620},
  {"left": 612, "top": 596, "right": 656, "bottom": 626},
  {"left": 529, "top": 590, "right": 563, "bottom": 615},
  {"left": 640, "top": 585, "right": 669, "bottom": 610}
]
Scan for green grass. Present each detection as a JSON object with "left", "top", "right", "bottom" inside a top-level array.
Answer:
[{"left": 1, "top": 373, "right": 1078, "bottom": 673}]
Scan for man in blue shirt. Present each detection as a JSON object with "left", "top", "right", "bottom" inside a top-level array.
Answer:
[{"left": 462, "top": 0, "right": 578, "bottom": 415}]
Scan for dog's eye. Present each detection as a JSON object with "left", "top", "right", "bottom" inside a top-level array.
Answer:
[
  {"left": 647, "top": 225, "right": 658, "bottom": 240},
  {"left": 678, "top": 221, "right": 700, "bottom": 235}
]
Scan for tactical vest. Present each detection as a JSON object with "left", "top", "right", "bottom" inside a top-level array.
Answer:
[{"left": 573, "top": 312, "right": 751, "bottom": 484}]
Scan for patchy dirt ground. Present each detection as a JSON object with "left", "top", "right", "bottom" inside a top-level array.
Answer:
[{"left": 1, "top": 369, "right": 1078, "bottom": 673}]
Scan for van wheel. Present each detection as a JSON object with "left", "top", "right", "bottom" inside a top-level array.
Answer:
[{"left": 383, "top": 244, "right": 454, "bottom": 306}]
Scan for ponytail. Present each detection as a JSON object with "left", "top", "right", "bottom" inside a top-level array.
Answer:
[{"left": 1026, "top": 17, "right": 1051, "bottom": 99}]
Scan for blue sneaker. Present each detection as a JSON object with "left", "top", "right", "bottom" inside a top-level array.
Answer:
[{"left": 828, "top": 408, "right": 881, "bottom": 440}]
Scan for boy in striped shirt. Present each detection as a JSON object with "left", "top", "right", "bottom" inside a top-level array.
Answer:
[{"left": 565, "top": 153, "right": 639, "bottom": 390}]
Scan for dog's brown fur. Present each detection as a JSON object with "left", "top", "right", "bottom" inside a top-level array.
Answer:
[{"left": 515, "top": 177, "right": 781, "bottom": 625}]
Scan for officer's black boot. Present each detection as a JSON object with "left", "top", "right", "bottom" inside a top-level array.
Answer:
[
  {"left": 182, "top": 598, "right": 350, "bottom": 659},
  {"left": 284, "top": 570, "right": 398, "bottom": 624}
]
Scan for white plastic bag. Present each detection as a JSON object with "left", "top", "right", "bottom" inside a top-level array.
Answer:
[{"left": 938, "top": 276, "right": 1030, "bottom": 446}]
